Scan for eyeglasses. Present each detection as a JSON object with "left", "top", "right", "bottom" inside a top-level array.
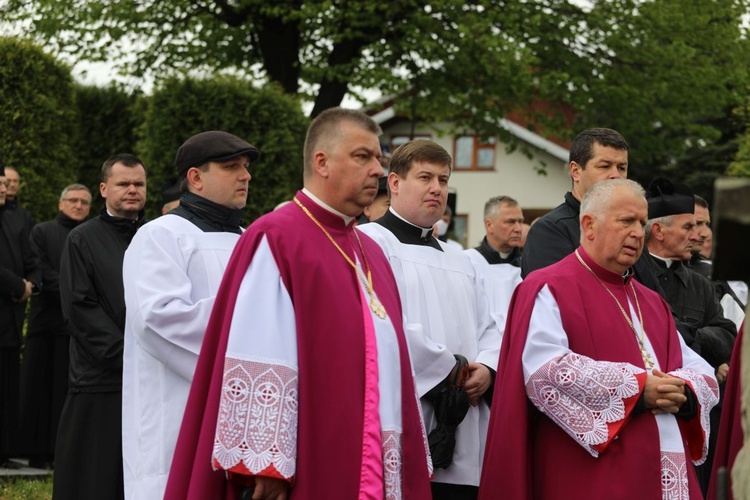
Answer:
[{"left": 62, "top": 197, "right": 91, "bottom": 206}]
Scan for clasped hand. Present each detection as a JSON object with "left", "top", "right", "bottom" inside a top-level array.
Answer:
[
  {"left": 643, "top": 369, "right": 687, "bottom": 414},
  {"left": 464, "top": 362, "right": 492, "bottom": 406}
]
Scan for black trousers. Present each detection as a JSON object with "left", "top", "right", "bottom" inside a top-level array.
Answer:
[
  {"left": 53, "top": 391, "right": 124, "bottom": 500},
  {"left": 431, "top": 482, "right": 479, "bottom": 500},
  {"left": 0, "top": 347, "right": 20, "bottom": 462}
]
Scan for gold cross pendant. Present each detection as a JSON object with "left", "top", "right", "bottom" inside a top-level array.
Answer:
[
  {"left": 370, "top": 297, "right": 387, "bottom": 319},
  {"left": 640, "top": 346, "right": 655, "bottom": 369}
]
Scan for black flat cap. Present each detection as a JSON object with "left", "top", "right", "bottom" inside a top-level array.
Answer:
[
  {"left": 161, "top": 177, "right": 182, "bottom": 204},
  {"left": 646, "top": 177, "right": 695, "bottom": 219},
  {"left": 175, "top": 131, "right": 260, "bottom": 176}
]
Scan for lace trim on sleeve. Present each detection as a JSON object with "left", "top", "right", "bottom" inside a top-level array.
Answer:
[
  {"left": 526, "top": 353, "right": 643, "bottom": 456},
  {"left": 213, "top": 357, "right": 298, "bottom": 480}
]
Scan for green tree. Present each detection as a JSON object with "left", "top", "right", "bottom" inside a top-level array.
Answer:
[
  {"left": 4, "top": 0, "right": 748, "bottom": 188},
  {"left": 138, "top": 77, "right": 307, "bottom": 221},
  {"left": 73, "top": 83, "right": 142, "bottom": 208},
  {"left": 574, "top": 0, "right": 750, "bottom": 185},
  {"left": 727, "top": 104, "right": 750, "bottom": 178},
  {"left": 1, "top": 0, "right": 585, "bottom": 123},
  {"left": 0, "top": 36, "right": 78, "bottom": 222}
]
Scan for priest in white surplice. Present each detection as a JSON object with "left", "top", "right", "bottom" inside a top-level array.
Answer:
[
  {"left": 359, "top": 140, "right": 502, "bottom": 500},
  {"left": 122, "top": 131, "right": 259, "bottom": 499}
]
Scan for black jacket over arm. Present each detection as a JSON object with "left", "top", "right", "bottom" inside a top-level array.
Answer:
[
  {"left": 648, "top": 257, "right": 737, "bottom": 367},
  {"left": 0, "top": 207, "right": 41, "bottom": 347},
  {"left": 59, "top": 208, "right": 144, "bottom": 392},
  {"left": 27, "top": 212, "right": 82, "bottom": 336}
]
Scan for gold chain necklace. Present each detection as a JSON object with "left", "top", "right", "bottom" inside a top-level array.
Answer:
[
  {"left": 574, "top": 250, "right": 655, "bottom": 369},
  {"left": 294, "top": 197, "right": 387, "bottom": 319}
]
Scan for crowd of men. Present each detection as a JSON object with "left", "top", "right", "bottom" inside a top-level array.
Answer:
[{"left": 0, "top": 111, "right": 745, "bottom": 500}]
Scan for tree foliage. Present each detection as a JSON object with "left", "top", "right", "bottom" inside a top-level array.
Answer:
[
  {"left": 73, "top": 83, "right": 142, "bottom": 208},
  {"left": 1, "top": 0, "right": 586, "bottom": 122},
  {"left": 728, "top": 104, "right": 750, "bottom": 178},
  {"left": 138, "top": 77, "right": 307, "bottom": 221},
  {"left": 0, "top": 37, "right": 78, "bottom": 222},
  {"left": 3, "top": 0, "right": 749, "bottom": 190},
  {"left": 572, "top": 0, "right": 750, "bottom": 186}
]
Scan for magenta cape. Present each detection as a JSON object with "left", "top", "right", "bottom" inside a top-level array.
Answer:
[
  {"left": 708, "top": 322, "right": 744, "bottom": 500},
  {"left": 478, "top": 248, "right": 703, "bottom": 500},
  {"left": 164, "top": 191, "right": 431, "bottom": 499}
]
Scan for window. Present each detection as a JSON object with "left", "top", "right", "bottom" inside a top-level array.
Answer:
[
  {"left": 452, "top": 214, "right": 469, "bottom": 248},
  {"left": 454, "top": 136, "right": 496, "bottom": 170}
]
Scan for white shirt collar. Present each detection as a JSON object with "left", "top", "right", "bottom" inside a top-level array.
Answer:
[
  {"left": 388, "top": 207, "right": 434, "bottom": 239},
  {"left": 649, "top": 252, "right": 675, "bottom": 268},
  {"left": 302, "top": 188, "right": 355, "bottom": 226}
]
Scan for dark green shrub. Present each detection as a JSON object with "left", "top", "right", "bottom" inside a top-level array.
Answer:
[
  {"left": 73, "top": 84, "right": 141, "bottom": 209},
  {"left": 0, "top": 37, "right": 77, "bottom": 222},
  {"left": 138, "top": 77, "right": 307, "bottom": 221}
]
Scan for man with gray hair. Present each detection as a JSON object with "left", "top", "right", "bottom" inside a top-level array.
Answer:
[
  {"left": 480, "top": 179, "right": 719, "bottom": 499},
  {"left": 471, "top": 196, "right": 524, "bottom": 267},
  {"left": 20, "top": 183, "right": 92, "bottom": 470},
  {"left": 465, "top": 195, "right": 524, "bottom": 336},
  {"left": 644, "top": 177, "right": 737, "bottom": 495},
  {"left": 644, "top": 178, "right": 735, "bottom": 383}
]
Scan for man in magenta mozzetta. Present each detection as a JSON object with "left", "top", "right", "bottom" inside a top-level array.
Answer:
[
  {"left": 479, "top": 179, "right": 719, "bottom": 499},
  {"left": 165, "top": 108, "right": 432, "bottom": 500}
]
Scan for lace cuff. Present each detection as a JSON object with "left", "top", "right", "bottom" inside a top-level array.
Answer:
[
  {"left": 526, "top": 353, "right": 645, "bottom": 456},
  {"left": 213, "top": 357, "right": 299, "bottom": 480}
]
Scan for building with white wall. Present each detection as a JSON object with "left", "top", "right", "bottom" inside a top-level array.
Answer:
[{"left": 372, "top": 105, "right": 573, "bottom": 248}]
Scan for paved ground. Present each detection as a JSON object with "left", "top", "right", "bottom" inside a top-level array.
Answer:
[{"left": 0, "top": 459, "right": 53, "bottom": 478}]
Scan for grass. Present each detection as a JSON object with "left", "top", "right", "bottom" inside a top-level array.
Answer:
[{"left": 0, "top": 477, "right": 52, "bottom": 500}]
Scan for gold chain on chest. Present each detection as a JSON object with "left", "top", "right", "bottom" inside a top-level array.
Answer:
[
  {"left": 294, "top": 197, "right": 387, "bottom": 319},
  {"left": 574, "top": 250, "right": 655, "bottom": 369}
]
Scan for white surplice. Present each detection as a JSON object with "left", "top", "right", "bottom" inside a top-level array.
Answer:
[
  {"left": 122, "top": 214, "right": 240, "bottom": 499},
  {"left": 464, "top": 248, "right": 522, "bottom": 337},
  {"left": 359, "top": 221, "right": 502, "bottom": 487}
]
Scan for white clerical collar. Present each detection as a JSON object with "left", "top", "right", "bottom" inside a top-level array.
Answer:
[
  {"left": 650, "top": 252, "right": 675, "bottom": 268},
  {"left": 301, "top": 188, "right": 355, "bottom": 226},
  {"left": 499, "top": 250, "right": 511, "bottom": 259},
  {"left": 388, "top": 207, "right": 434, "bottom": 239}
]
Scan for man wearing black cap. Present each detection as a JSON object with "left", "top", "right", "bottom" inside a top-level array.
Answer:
[
  {"left": 121, "top": 131, "right": 258, "bottom": 500},
  {"left": 160, "top": 177, "right": 182, "bottom": 215},
  {"left": 645, "top": 177, "right": 737, "bottom": 495},
  {"left": 0, "top": 161, "right": 41, "bottom": 470}
]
